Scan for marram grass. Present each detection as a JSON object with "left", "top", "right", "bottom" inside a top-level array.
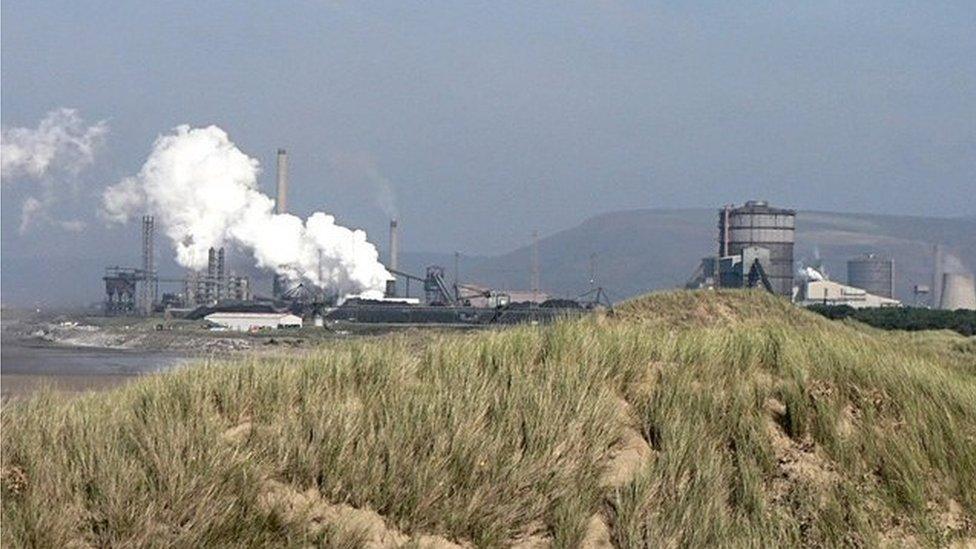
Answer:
[{"left": 2, "top": 290, "right": 974, "bottom": 547}]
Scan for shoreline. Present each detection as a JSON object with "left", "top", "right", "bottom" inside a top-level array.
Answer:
[{"left": 0, "top": 342, "right": 192, "bottom": 399}]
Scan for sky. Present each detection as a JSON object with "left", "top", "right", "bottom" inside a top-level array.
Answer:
[{"left": 2, "top": 1, "right": 975, "bottom": 305}]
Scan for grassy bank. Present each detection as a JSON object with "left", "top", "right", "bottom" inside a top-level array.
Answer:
[{"left": 3, "top": 291, "right": 975, "bottom": 547}]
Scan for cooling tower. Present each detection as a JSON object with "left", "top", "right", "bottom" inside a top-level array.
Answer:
[{"left": 939, "top": 273, "right": 976, "bottom": 310}]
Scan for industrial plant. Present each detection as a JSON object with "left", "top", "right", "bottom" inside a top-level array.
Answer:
[
  {"left": 98, "top": 136, "right": 975, "bottom": 325},
  {"left": 686, "top": 200, "right": 975, "bottom": 311},
  {"left": 103, "top": 189, "right": 976, "bottom": 328},
  {"left": 793, "top": 252, "right": 900, "bottom": 309},
  {"left": 102, "top": 215, "right": 251, "bottom": 316},
  {"left": 101, "top": 148, "right": 608, "bottom": 329},
  {"left": 687, "top": 200, "right": 796, "bottom": 296}
]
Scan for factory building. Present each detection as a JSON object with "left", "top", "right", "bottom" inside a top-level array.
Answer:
[
  {"left": 688, "top": 201, "right": 793, "bottom": 295},
  {"left": 103, "top": 215, "right": 157, "bottom": 316},
  {"left": 103, "top": 218, "right": 250, "bottom": 315},
  {"left": 103, "top": 267, "right": 141, "bottom": 315},
  {"left": 795, "top": 278, "right": 900, "bottom": 309},
  {"left": 204, "top": 312, "right": 303, "bottom": 332},
  {"left": 718, "top": 201, "right": 796, "bottom": 296},
  {"left": 847, "top": 254, "right": 895, "bottom": 299},
  {"left": 183, "top": 247, "right": 252, "bottom": 307}
]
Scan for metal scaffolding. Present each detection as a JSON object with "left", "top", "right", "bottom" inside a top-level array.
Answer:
[{"left": 139, "top": 215, "right": 156, "bottom": 315}]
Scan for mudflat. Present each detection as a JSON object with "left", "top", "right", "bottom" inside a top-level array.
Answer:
[{"left": 1, "top": 338, "right": 186, "bottom": 398}]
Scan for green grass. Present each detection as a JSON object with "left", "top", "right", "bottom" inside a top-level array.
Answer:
[{"left": 3, "top": 290, "right": 975, "bottom": 547}]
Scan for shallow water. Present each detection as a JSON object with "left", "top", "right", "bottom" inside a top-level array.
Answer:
[{"left": 1, "top": 338, "right": 187, "bottom": 398}]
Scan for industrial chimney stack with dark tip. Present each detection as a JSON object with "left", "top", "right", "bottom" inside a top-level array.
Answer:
[
  {"left": 271, "top": 148, "right": 288, "bottom": 299},
  {"left": 389, "top": 219, "right": 399, "bottom": 271},
  {"left": 385, "top": 219, "right": 399, "bottom": 297},
  {"left": 276, "top": 148, "right": 288, "bottom": 215}
]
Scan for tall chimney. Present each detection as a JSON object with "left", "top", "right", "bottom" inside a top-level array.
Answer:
[
  {"left": 389, "top": 219, "right": 399, "bottom": 271},
  {"left": 207, "top": 247, "right": 218, "bottom": 302},
  {"left": 933, "top": 244, "right": 943, "bottom": 308},
  {"left": 276, "top": 148, "right": 288, "bottom": 215},
  {"left": 531, "top": 230, "right": 540, "bottom": 299},
  {"left": 217, "top": 247, "right": 226, "bottom": 300},
  {"left": 718, "top": 204, "right": 732, "bottom": 257},
  {"left": 140, "top": 215, "right": 155, "bottom": 315},
  {"left": 385, "top": 219, "right": 399, "bottom": 297}
]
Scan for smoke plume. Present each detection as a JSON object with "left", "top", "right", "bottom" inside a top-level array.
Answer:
[
  {"left": 1, "top": 108, "right": 107, "bottom": 181},
  {"left": 329, "top": 151, "right": 398, "bottom": 218},
  {"left": 102, "top": 125, "right": 391, "bottom": 297},
  {"left": 2, "top": 108, "right": 108, "bottom": 232},
  {"left": 942, "top": 252, "right": 972, "bottom": 275},
  {"left": 798, "top": 265, "right": 826, "bottom": 282}
]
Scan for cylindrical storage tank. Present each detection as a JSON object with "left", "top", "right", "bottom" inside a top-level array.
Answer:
[
  {"left": 847, "top": 254, "right": 894, "bottom": 299},
  {"left": 721, "top": 200, "right": 796, "bottom": 297},
  {"left": 939, "top": 273, "right": 976, "bottom": 310}
]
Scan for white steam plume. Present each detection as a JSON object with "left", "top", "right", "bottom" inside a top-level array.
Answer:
[
  {"left": 102, "top": 125, "right": 391, "bottom": 297},
  {"left": 2, "top": 108, "right": 108, "bottom": 232},
  {"left": 1, "top": 108, "right": 107, "bottom": 182},
  {"left": 799, "top": 266, "right": 826, "bottom": 282}
]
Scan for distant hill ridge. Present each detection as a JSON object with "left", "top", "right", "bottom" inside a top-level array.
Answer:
[
  {"left": 399, "top": 209, "right": 976, "bottom": 303},
  {"left": 3, "top": 208, "right": 973, "bottom": 306}
]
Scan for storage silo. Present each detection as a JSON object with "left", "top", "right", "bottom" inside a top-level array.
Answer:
[
  {"left": 939, "top": 273, "right": 976, "bottom": 310},
  {"left": 847, "top": 253, "right": 895, "bottom": 299},
  {"left": 718, "top": 201, "right": 796, "bottom": 297}
]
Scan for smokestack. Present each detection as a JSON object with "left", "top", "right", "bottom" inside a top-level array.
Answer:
[
  {"left": 140, "top": 215, "right": 155, "bottom": 315},
  {"left": 718, "top": 204, "right": 732, "bottom": 257},
  {"left": 276, "top": 148, "right": 288, "bottom": 215},
  {"left": 933, "top": 244, "right": 943, "bottom": 308},
  {"left": 389, "top": 219, "right": 399, "bottom": 271},
  {"left": 207, "top": 247, "right": 218, "bottom": 302},
  {"left": 217, "top": 247, "right": 226, "bottom": 300},
  {"left": 106, "top": 126, "right": 393, "bottom": 300},
  {"left": 385, "top": 219, "right": 399, "bottom": 297},
  {"left": 207, "top": 247, "right": 217, "bottom": 278},
  {"left": 531, "top": 230, "right": 540, "bottom": 299}
]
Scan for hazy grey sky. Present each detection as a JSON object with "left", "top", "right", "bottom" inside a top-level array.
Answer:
[{"left": 2, "top": 1, "right": 975, "bottom": 304}]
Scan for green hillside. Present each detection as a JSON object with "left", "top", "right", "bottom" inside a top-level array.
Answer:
[{"left": 3, "top": 291, "right": 975, "bottom": 547}]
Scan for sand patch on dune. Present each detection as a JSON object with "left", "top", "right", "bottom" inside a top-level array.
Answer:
[{"left": 258, "top": 480, "right": 466, "bottom": 548}]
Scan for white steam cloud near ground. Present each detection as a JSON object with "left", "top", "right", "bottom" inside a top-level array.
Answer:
[
  {"left": 1, "top": 108, "right": 107, "bottom": 233},
  {"left": 102, "top": 125, "right": 391, "bottom": 298}
]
